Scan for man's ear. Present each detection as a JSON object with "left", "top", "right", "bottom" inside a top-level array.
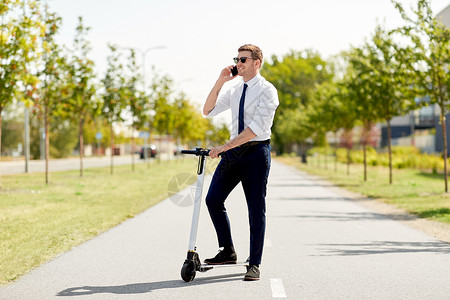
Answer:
[{"left": 255, "top": 59, "right": 261, "bottom": 69}]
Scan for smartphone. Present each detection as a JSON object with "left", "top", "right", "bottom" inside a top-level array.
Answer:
[{"left": 231, "top": 66, "right": 238, "bottom": 76}]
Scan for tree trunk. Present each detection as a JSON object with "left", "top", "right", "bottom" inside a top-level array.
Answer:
[
  {"left": 45, "top": 107, "right": 49, "bottom": 185},
  {"left": 347, "top": 146, "right": 350, "bottom": 175},
  {"left": 131, "top": 127, "right": 135, "bottom": 172},
  {"left": 387, "top": 119, "right": 393, "bottom": 184},
  {"left": 441, "top": 111, "right": 448, "bottom": 192},
  {"left": 334, "top": 131, "right": 338, "bottom": 173},
  {"left": 79, "top": 119, "right": 84, "bottom": 177},
  {"left": 0, "top": 110, "right": 3, "bottom": 189},
  {"left": 363, "top": 142, "right": 367, "bottom": 181},
  {"left": 110, "top": 124, "right": 114, "bottom": 175},
  {"left": 148, "top": 129, "right": 153, "bottom": 169}
]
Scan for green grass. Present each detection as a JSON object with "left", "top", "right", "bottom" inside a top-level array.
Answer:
[
  {"left": 276, "top": 156, "right": 450, "bottom": 224},
  {"left": 0, "top": 158, "right": 217, "bottom": 285}
]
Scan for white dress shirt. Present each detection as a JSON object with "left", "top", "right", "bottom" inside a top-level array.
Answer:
[{"left": 208, "top": 74, "right": 279, "bottom": 142}]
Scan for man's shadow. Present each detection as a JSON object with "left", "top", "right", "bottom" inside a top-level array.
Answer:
[{"left": 57, "top": 273, "right": 245, "bottom": 296}]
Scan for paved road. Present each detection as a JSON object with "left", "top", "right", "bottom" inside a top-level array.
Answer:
[
  {"left": 1, "top": 155, "right": 158, "bottom": 175},
  {"left": 1, "top": 160, "right": 450, "bottom": 299}
]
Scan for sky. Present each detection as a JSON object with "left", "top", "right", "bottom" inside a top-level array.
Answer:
[{"left": 48, "top": 0, "right": 450, "bottom": 115}]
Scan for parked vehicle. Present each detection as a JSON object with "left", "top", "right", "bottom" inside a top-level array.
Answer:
[{"left": 140, "top": 145, "right": 157, "bottom": 159}]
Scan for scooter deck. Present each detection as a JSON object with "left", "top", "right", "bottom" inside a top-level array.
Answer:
[{"left": 199, "top": 262, "right": 249, "bottom": 272}]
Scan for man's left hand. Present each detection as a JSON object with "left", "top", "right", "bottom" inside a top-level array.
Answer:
[{"left": 209, "top": 145, "right": 227, "bottom": 159}]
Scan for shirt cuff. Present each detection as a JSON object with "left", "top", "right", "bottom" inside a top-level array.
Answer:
[
  {"left": 206, "top": 107, "right": 218, "bottom": 117},
  {"left": 248, "top": 122, "right": 263, "bottom": 137}
]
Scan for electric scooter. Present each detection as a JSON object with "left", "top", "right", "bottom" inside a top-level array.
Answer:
[{"left": 179, "top": 148, "right": 248, "bottom": 282}]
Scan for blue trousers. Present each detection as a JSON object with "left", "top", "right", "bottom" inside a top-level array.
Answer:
[{"left": 205, "top": 143, "right": 271, "bottom": 266}]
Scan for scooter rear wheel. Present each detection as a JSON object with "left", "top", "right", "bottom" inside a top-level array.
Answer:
[{"left": 181, "top": 261, "right": 196, "bottom": 282}]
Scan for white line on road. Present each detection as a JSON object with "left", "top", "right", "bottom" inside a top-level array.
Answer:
[{"left": 271, "top": 278, "right": 287, "bottom": 298}]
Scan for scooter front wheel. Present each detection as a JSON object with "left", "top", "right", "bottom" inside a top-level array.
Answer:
[{"left": 181, "top": 261, "right": 196, "bottom": 282}]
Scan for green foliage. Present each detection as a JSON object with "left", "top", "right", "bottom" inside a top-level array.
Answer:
[
  {"left": 101, "top": 44, "right": 126, "bottom": 124},
  {"left": 123, "top": 49, "right": 145, "bottom": 129},
  {"left": 1, "top": 117, "right": 23, "bottom": 155},
  {"left": 49, "top": 118, "right": 78, "bottom": 158},
  {"left": 261, "top": 49, "right": 333, "bottom": 151},
  {"left": 38, "top": 9, "right": 66, "bottom": 113},
  {"left": 308, "top": 146, "right": 335, "bottom": 156},
  {"left": 0, "top": 0, "right": 43, "bottom": 111},
  {"left": 207, "top": 122, "right": 230, "bottom": 146},
  {"left": 172, "top": 94, "right": 212, "bottom": 144},
  {"left": 275, "top": 107, "right": 310, "bottom": 144},
  {"left": 63, "top": 17, "right": 97, "bottom": 122},
  {"left": 329, "top": 146, "right": 444, "bottom": 171},
  {"left": 150, "top": 74, "right": 175, "bottom": 135},
  {"left": 391, "top": 0, "right": 450, "bottom": 190}
]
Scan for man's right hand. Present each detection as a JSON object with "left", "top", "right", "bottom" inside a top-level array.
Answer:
[
  {"left": 219, "top": 65, "right": 238, "bottom": 83},
  {"left": 203, "top": 66, "right": 238, "bottom": 116}
]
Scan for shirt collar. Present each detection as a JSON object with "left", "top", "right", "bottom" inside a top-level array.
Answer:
[{"left": 243, "top": 73, "right": 262, "bottom": 87}]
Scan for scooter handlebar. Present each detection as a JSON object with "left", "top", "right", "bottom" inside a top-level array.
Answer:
[
  {"left": 180, "top": 149, "right": 199, "bottom": 155},
  {"left": 180, "top": 148, "right": 211, "bottom": 157}
]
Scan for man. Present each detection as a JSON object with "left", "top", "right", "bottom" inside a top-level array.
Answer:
[{"left": 203, "top": 44, "right": 279, "bottom": 281}]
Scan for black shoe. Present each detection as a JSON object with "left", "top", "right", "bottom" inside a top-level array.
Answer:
[
  {"left": 204, "top": 249, "right": 237, "bottom": 265},
  {"left": 244, "top": 265, "right": 260, "bottom": 281}
]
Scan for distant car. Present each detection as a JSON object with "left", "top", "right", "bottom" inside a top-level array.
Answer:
[{"left": 140, "top": 145, "right": 157, "bottom": 159}]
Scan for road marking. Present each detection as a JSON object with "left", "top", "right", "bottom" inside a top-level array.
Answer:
[
  {"left": 270, "top": 278, "right": 287, "bottom": 298},
  {"left": 265, "top": 238, "right": 272, "bottom": 247}
]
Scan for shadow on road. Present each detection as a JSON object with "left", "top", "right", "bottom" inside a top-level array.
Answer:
[
  {"left": 312, "top": 240, "right": 450, "bottom": 256},
  {"left": 274, "top": 196, "right": 371, "bottom": 202},
  {"left": 56, "top": 273, "right": 245, "bottom": 296},
  {"left": 272, "top": 210, "right": 416, "bottom": 222}
]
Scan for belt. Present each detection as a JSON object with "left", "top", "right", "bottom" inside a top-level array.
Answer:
[{"left": 242, "top": 139, "right": 270, "bottom": 147}]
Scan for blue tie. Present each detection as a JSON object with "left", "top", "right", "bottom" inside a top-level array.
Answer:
[{"left": 238, "top": 83, "right": 248, "bottom": 134}]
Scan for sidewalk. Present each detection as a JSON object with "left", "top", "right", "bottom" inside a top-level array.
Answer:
[{"left": 1, "top": 160, "right": 449, "bottom": 299}]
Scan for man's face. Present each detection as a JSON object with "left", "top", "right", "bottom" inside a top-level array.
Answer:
[{"left": 236, "top": 50, "right": 259, "bottom": 78}]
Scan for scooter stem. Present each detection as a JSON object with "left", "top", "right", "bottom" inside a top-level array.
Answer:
[{"left": 182, "top": 149, "right": 209, "bottom": 252}]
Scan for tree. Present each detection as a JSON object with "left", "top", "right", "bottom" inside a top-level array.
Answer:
[
  {"left": 345, "top": 49, "right": 380, "bottom": 181},
  {"left": 276, "top": 106, "right": 312, "bottom": 154},
  {"left": 334, "top": 81, "right": 359, "bottom": 175},
  {"left": 151, "top": 74, "right": 174, "bottom": 135},
  {"left": 48, "top": 117, "right": 78, "bottom": 158},
  {"left": 392, "top": 0, "right": 450, "bottom": 191},
  {"left": 261, "top": 49, "right": 333, "bottom": 153},
  {"left": 207, "top": 121, "right": 230, "bottom": 146},
  {"left": 65, "top": 16, "right": 96, "bottom": 177},
  {"left": 350, "top": 26, "right": 416, "bottom": 184},
  {"left": 150, "top": 74, "right": 175, "bottom": 160},
  {"left": 0, "top": 0, "right": 42, "bottom": 187},
  {"left": 101, "top": 44, "right": 126, "bottom": 174},
  {"left": 123, "top": 49, "right": 143, "bottom": 171},
  {"left": 309, "top": 81, "right": 345, "bottom": 170},
  {"left": 1, "top": 104, "right": 24, "bottom": 155},
  {"left": 36, "top": 5, "right": 68, "bottom": 184},
  {"left": 172, "top": 93, "right": 196, "bottom": 145}
]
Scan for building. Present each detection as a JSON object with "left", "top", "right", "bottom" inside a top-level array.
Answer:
[{"left": 437, "top": 4, "right": 450, "bottom": 27}]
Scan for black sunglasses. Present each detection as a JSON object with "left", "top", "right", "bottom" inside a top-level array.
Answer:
[{"left": 233, "top": 57, "right": 255, "bottom": 64}]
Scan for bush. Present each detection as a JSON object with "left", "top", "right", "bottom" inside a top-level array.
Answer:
[{"left": 319, "top": 145, "right": 444, "bottom": 171}]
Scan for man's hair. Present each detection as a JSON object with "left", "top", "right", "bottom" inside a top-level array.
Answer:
[{"left": 238, "top": 44, "right": 263, "bottom": 63}]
